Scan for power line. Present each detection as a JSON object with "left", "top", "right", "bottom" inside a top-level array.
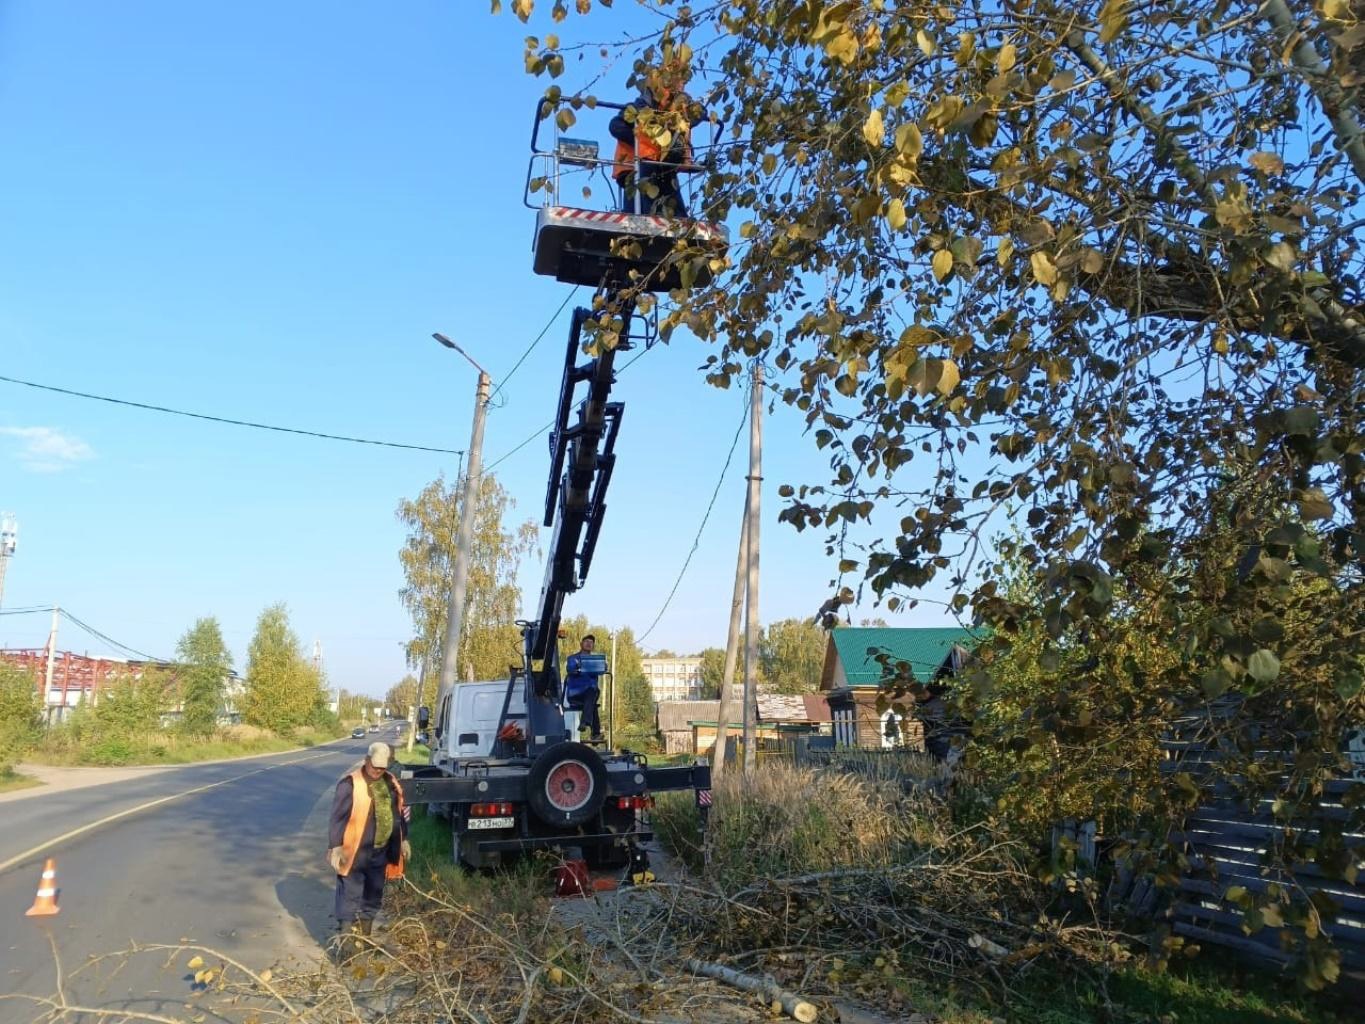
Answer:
[
  {"left": 637, "top": 388, "right": 750, "bottom": 644},
  {"left": 58, "top": 608, "right": 166, "bottom": 662},
  {"left": 487, "top": 288, "right": 579, "bottom": 406},
  {"left": 485, "top": 419, "right": 555, "bottom": 473},
  {"left": 483, "top": 332, "right": 661, "bottom": 473},
  {"left": 0, "top": 374, "right": 466, "bottom": 456}
]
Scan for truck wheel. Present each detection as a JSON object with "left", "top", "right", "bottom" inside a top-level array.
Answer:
[{"left": 527, "top": 741, "right": 608, "bottom": 827}]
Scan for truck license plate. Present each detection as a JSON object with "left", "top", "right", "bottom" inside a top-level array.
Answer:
[{"left": 467, "top": 816, "right": 514, "bottom": 830}]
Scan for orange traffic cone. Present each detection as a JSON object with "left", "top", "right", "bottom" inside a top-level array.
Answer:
[{"left": 25, "top": 859, "right": 59, "bottom": 917}]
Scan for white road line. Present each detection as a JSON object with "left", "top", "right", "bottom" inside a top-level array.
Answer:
[{"left": 0, "top": 749, "right": 342, "bottom": 877}]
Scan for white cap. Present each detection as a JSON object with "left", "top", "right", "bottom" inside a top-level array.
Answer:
[{"left": 367, "top": 742, "right": 391, "bottom": 768}]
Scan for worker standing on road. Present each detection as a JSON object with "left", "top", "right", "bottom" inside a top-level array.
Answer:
[
  {"left": 564, "top": 634, "right": 606, "bottom": 743},
  {"left": 327, "top": 742, "right": 409, "bottom": 957},
  {"left": 610, "top": 58, "right": 704, "bottom": 217}
]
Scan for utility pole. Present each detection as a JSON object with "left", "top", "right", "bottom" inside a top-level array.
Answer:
[
  {"left": 43, "top": 605, "right": 59, "bottom": 715},
  {"left": 608, "top": 631, "right": 618, "bottom": 748},
  {"left": 433, "top": 333, "right": 490, "bottom": 715},
  {"left": 0, "top": 514, "right": 16, "bottom": 612},
  {"left": 408, "top": 659, "right": 426, "bottom": 753},
  {"left": 710, "top": 498, "right": 748, "bottom": 782},
  {"left": 742, "top": 362, "right": 763, "bottom": 775}
]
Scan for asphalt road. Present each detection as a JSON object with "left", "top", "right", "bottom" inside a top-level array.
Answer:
[{"left": 0, "top": 731, "right": 401, "bottom": 1023}]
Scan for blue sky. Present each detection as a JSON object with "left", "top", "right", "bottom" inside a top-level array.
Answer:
[{"left": 0, "top": 1, "right": 962, "bottom": 696}]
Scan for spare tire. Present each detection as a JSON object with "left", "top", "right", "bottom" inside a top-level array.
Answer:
[{"left": 526, "top": 741, "right": 608, "bottom": 827}]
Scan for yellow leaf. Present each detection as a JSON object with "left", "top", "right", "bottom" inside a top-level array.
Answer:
[
  {"left": 862, "top": 108, "right": 885, "bottom": 146},
  {"left": 997, "top": 236, "right": 1015, "bottom": 266},
  {"left": 826, "top": 29, "right": 859, "bottom": 64},
  {"left": 1323, "top": 0, "right": 1349, "bottom": 17},
  {"left": 1080, "top": 248, "right": 1104, "bottom": 274},
  {"left": 187, "top": 956, "right": 205, "bottom": 970},
  {"left": 916, "top": 29, "right": 936, "bottom": 57},
  {"left": 1030, "top": 251, "right": 1058, "bottom": 286},
  {"left": 937, "top": 359, "right": 961, "bottom": 395},
  {"left": 548, "top": 966, "right": 566, "bottom": 985},
  {"left": 1249, "top": 151, "right": 1285, "bottom": 176},
  {"left": 886, "top": 198, "right": 907, "bottom": 231},
  {"left": 955, "top": 32, "right": 976, "bottom": 66},
  {"left": 258, "top": 969, "right": 273, "bottom": 983},
  {"left": 932, "top": 249, "right": 954, "bottom": 281},
  {"left": 512, "top": 0, "right": 533, "bottom": 22},
  {"left": 1261, "top": 904, "right": 1285, "bottom": 928},
  {"left": 894, "top": 122, "right": 923, "bottom": 160},
  {"left": 555, "top": 108, "right": 576, "bottom": 131},
  {"left": 1098, "top": 0, "right": 1127, "bottom": 43},
  {"left": 997, "top": 43, "right": 1017, "bottom": 73},
  {"left": 490, "top": 0, "right": 502, "bottom": 11}
]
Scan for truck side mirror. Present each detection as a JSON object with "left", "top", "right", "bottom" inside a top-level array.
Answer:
[{"left": 417, "top": 706, "right": 430, "bottom": 728}]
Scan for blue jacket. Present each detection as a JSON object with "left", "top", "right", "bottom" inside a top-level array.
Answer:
[{"left": 564, "top": 652, "right": 602, "bottom": 698}]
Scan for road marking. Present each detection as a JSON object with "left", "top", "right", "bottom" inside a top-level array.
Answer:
[{"left": 0, "top": 749, "right": 342, "bottom": 877}]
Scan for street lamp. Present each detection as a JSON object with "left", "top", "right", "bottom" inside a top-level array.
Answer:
[
  {"left": 433, "top": 333, "right": 490, "bottom": 377},
  {"left": 431, "top": 333, "right": 492, "bottom": 730}
]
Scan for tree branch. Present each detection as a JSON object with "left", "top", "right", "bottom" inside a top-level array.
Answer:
[{"left": 1260, "top": 0, "right": 1365, "bottom": 185}]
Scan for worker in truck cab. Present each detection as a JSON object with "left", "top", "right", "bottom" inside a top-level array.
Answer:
[
  {"left": 326, "top": 742, "right": 410, "bottom": 957},
  {"left": 610, "top": 59, "right": 704, "bottom": 218},
  {"left": 564, "top": 634, "right": 606, "bottom": 743}
]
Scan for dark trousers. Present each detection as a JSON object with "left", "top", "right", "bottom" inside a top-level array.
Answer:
[
  {"left": 568, "top": 686, "right": 602, "bottom": 738},
  {"left": 618, "top": 173, "right": 687, "bottom": 217},
  {"left": 335, "top": 844, "right": 387, "bottom": 923}
]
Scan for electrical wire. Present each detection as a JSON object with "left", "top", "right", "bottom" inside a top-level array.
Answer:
[
  {"left": 58, "top": 608, "right": 166, "bottom": 662},
  {"left": 487, "top": 288, "right": 580, "bottom": 406},
  {"left": 0, "top": 374, "right": 465, "bottom": 456},
  {"left": 636, "top": 387, "right": 750, "bottom": 644}
]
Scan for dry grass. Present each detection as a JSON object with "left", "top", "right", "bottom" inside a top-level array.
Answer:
[{"left": 654, "top": 761, "right": 950, "bottom": 884}]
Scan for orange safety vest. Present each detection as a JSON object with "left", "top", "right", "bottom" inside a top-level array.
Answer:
[
  {"left": 613, "top": 91, "right": 693, "bottom": 181},
  {"left": 335, "top": 768, "right": 406, "bottom": 880}
]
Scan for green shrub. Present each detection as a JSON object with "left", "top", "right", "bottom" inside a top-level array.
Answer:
[{"left": 89, "top": 734, "right": 136, "bottom": 765}]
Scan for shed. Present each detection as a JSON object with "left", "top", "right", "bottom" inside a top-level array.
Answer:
[{"left": 656, "top": 700, "right": 720, "bottom": 754}]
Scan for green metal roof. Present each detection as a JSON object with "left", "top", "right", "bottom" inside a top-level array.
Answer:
[{"left": 828, "top": 627, "right": 982, "bottom": 687}]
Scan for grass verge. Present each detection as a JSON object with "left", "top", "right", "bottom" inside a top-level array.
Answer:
[
  {"left": 27, "top": 724, "right": 346, "bottom": 767},
  {"left": 0, "top": 767, "right": 42, "bottom": 794}
]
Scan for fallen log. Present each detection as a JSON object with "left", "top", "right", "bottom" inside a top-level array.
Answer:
[{"left": 683, "top": 957, "right": 818, "bottom": 1022}]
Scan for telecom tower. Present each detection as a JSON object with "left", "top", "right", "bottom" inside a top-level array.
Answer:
[{"left": 0, "top": 514, "right": 16, "bottom": 611}]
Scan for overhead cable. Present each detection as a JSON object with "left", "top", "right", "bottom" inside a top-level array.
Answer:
[{"left": 0, "top": 374, "right": 465, "bottom": 455}]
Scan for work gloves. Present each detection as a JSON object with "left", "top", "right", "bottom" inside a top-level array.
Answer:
[
  {"left": 327, "top": 847, "right": 345, "bottom": 874},
  {"left": 401, "top": 840, "right": 411, "bottom": 863}
]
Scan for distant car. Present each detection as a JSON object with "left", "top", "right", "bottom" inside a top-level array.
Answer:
[
  {"left": 368, "top": 725, "right": 380, "bottom": 733},
  {"left": 351, "top": 727, "right": 365, "bottom": 738}
]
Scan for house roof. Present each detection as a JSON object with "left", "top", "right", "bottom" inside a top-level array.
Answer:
[
  {"left": 656, "top": 700, "right": 720, "bottom": 732},
  {"left": 822, "top": 627, "right": 982, "bottom": 689},
  {"left": 754, "top": 693, "right": 835, "bottom": 724}
]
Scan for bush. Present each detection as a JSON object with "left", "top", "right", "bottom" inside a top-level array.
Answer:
[{"left": 0, "top": 663, "right": 42, "bottom": 774}]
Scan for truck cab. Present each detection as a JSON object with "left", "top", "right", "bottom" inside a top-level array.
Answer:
[{"left": 432, "top": 680, "right": 529, "bottom": 764}]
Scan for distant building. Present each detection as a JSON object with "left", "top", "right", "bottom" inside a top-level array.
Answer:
[{"left": 641, "top": 655, "right": 704, "bottom": 702}]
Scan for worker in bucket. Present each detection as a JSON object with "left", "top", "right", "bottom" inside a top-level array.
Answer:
[
  {"left": 327, "top": 741, "right": 409, "bottom": 957},
  {"left": 610, "top": 57, "right": 704, "bottom": 217},
  {"left": 564, "top": 634, "right": 606, "bottom": 743}
]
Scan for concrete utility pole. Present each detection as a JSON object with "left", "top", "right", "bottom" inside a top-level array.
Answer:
[
  {"left": 710, "top": 497, "right": 748, "bottom": 782},
  {"left": 433, "top": 333, "right": 490, "bottom": 714},
  {"left": 43, "top": 605, "right": 59, "bottom": 710},
  {"left": 742, "top": 362, "right": 763, "bottom": 775},
  {"left": 407, "top": 659, "right": 426, "bottom": 753},
  {"left": 0, "top": 514, "right": 16, "bottom": 612},
  {"left": 608, "top": 631, "right": 618, "bottom": 748}
]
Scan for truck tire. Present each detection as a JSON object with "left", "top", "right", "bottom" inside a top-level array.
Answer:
[{"left": 526, "top": 741, "right": 608, "bottom": 827}]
